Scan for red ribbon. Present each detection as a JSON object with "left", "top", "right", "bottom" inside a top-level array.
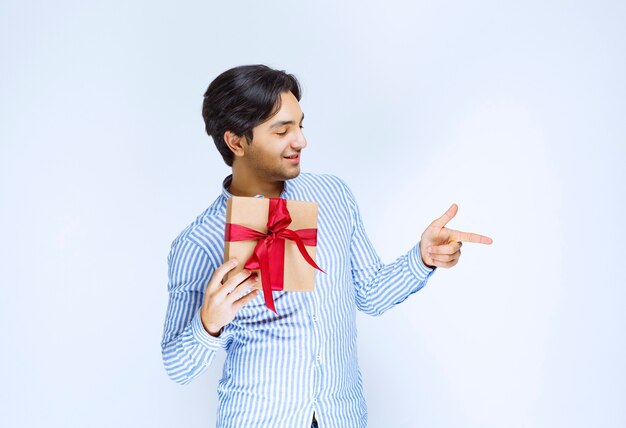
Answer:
[{"left": 224, "top": 198, "right": 325, "bottom": 313}]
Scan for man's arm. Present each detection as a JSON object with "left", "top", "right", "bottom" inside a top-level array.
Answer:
[
  {"left": 161, "top": 238, "right": 225, "bottom": 385},
  {"left": 337, "top": 177, "right": 437, "bottom": 316}
]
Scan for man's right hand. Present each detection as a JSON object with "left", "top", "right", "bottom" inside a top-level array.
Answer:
[{"left": 199, "top": 258, "right": 260, "bottom": 337}]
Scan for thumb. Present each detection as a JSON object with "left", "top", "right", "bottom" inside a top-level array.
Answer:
[{"left": 430, "top": 203, "right": 458, "bottom": 229}]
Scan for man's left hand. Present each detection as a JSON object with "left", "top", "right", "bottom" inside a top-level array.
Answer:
[{"left": 420, "top": 203, "right": 493, "bottom": 269}]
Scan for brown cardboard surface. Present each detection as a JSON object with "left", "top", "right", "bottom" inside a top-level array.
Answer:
[{"left": 223, "top": 196, "right": 319, "bottom": 292}]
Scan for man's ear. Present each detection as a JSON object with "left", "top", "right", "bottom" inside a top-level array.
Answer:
[{"left": 223, "top": 130, "right": 248, "bottom": 159}]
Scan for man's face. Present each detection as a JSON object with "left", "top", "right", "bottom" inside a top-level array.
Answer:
[{"left": 239, "top": 90, "right": 307, "bottom": 181}]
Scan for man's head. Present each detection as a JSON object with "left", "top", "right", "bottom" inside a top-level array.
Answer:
[{"left": 202, "top": 64, "right": 307, "bottom": 181}]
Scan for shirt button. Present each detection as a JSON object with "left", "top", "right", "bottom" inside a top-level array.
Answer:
[{"left": 312, "top": 315, "right": 317, "bottom": 322}]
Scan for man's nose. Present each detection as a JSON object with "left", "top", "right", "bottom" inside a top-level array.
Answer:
[{"left": 291, "top": 129, "right": 307, "bottom": 150}]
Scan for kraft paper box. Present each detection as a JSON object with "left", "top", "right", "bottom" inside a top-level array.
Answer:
[{"left": 223, "top": 196, "right": 321, "bottom": 295}]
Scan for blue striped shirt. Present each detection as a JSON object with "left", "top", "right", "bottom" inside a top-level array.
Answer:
[{"left": 161, "top": 172, "right": 436, "bottom": 427}]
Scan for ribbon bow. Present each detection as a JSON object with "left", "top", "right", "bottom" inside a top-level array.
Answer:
[{"left": 224, "top": 198, "right": 325, "bottom": 313}]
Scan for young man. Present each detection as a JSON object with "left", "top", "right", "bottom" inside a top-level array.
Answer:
[{"left": 161, "top": 64, "right": 492, "bottom": 428}]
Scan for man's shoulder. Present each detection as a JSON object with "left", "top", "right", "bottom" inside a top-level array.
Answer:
[
  {"left": 169, "top": 197, "right": 226, "bottom": 258},
  {"left": 295, "top": 171, "right": 351, "bottom": 194}
]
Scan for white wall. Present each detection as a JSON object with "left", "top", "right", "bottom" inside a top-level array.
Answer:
[{"left": 1, "top": 1, "right": 624, "bottom": 427}]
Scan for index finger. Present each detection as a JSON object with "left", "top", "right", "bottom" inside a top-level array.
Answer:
[{"left": 449, "top": 229, "right": 493, "bottom": 244}]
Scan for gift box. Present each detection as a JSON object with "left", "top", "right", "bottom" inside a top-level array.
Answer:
[{"left": 223, "top": 196, "right": 324, "bottom": 313}]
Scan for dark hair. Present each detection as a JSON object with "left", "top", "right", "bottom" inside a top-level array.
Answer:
[{"left": 202, "top": 64, "right": 302, "bottom": 166}]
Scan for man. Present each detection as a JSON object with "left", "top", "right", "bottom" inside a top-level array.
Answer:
[{"left": 161, "top": 64, "right": 493, "bottom": 428}]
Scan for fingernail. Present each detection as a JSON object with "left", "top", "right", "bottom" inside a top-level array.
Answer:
[
  {"left": 428, "top": 247, "right": 432, "bottom": 253},
  {"left": 230, "top": 258, "right": 238, "bottom": 265}
]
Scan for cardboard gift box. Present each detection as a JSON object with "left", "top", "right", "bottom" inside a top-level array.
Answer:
[{"left": 223, "top": 196, "right": 324, "bottom": 312}]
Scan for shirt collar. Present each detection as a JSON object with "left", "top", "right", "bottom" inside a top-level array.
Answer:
[{"left": 221, "top": 174, "right": 291, "bottom": 200}]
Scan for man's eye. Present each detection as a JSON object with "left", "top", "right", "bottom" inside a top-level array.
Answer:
[{"left": 276, "top": 126, "right": 303, "bottom": 136}]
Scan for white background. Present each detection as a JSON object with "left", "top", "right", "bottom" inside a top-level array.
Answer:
[{"left": 1, "top": 1, "right": 625, "bottom": 427}]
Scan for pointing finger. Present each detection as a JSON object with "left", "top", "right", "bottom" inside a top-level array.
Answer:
[{"left": 449, "top": 229, "right": 493, "bottom": 244}]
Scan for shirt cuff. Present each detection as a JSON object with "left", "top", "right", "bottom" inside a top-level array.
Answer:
[
  {"left": 407, "top": 240, "right": 437, "bottom": 281},
  {"left": 191, "top": 308, "right": 225, "bottom": 351}
]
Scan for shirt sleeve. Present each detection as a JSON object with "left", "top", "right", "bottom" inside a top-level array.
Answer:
[
  {"left": 161, "top": 237, "right": 225, "bottom": 385},
  {"left": 337, "top": 177, "right": 437, "bottom": 316}
]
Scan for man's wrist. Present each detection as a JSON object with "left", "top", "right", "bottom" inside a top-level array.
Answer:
[
  {"left": 206, "top": 325, "right": 222, "bottom": 337},
  {"left": 422, "top": 257, "right": 436, "bottom": 269},
  {"left": 410, "top": 240, "right": 437, "bottom": 279},
  {"left": 419, "top": 241, "right": 435, "bottom": 269},
  {"left": 192, "top": 309, "right": 225, "bottom": 350},
  {"left": 200, "top": 311, "right": 223, "bottom": 337}
]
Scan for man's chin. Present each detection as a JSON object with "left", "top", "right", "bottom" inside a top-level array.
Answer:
[{"left": 282, "top": 166, "right": 301, "bottom": 180}]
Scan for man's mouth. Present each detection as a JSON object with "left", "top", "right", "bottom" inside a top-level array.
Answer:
[{"left": 284, "top": 154, "right": 299, "bottom": 159}]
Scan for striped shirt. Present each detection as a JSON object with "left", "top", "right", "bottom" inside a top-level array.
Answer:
[{"left": 161, "top": 172, "right": 436, "bottom": 427}]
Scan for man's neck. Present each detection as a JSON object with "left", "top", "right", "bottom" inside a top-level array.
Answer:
[{"left": 228, "top": 168, "right": 284, "bottom": 199}]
